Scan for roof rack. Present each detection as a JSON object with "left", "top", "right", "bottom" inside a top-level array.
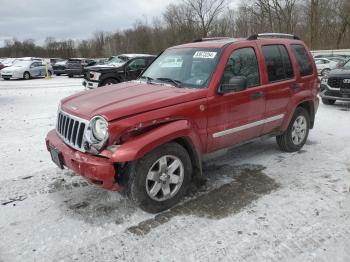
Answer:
[
  {"left": 247, "top": 33, "right": 300, "bottom": 40},
  {"left": 193, "top": 37, "right": 232, "bottom": 42}
]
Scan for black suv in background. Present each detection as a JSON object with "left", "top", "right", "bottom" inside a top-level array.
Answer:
[
  {"left": 320, "top": 59, "right": 350, "bottom": 104},
  {"left": 66, "top": 58, "right": 97, "bottom": 78},
  {"left": 83, "top": 54, "right": 155, "bottom": 89}
]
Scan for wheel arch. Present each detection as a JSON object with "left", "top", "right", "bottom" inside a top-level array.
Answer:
[
  {"left": 297, "top": 100, "right": 315, "bottom": 129},
  {"left": 106, "top": 120, "right": 204, "bottom": 184},
  {"left": 101, "top": 75, "right": 121, "bottom": 85}
]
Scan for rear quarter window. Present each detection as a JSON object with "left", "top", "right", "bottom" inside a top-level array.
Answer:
[{"left": 291, "top": 44, "right": 313, "bottom": 76}]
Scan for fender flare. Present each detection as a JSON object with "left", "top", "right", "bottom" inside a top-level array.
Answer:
[{"left": 108, "top": 119, "right": 203, "bottom": 163}]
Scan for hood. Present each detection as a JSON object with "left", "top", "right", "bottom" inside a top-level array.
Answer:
[
  {"left": 61, "top": 81, "right": 206, "bottom": 121},
  {"left": 87, "top": 63, "right": 124, "bottom": 72},
  {"left": 327, "top": 68, "right": 350, "bottom": 78}
]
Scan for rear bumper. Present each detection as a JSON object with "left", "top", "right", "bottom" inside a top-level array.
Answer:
[
  {"left": 45, "top": 129, "right": 121, "bottom": 191},
  {"left": 53, "top": 69, "right": 66, "bottom": 74},
  {"left": 66, "top": 69, "right": 83, "bottom": 75}
]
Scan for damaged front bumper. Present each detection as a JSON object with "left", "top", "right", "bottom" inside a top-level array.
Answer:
[{"left": 45, "top": 129, "right": 121, "bottom": 191}]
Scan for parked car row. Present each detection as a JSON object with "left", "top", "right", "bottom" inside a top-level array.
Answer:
[
  {"left": 313, "top": 54, "right": 349, "bottom": 76},
  {"left": 82, "top": 54, "right": 155, "bottom": 89}
]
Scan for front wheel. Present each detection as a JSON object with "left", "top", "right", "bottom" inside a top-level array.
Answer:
[
  {"left": 126, "top": 142, "right": 192, "bottom": 213},
  {"left": 102, "top": 78, "right": 118, "bottom": 86},
  {"left": 23, "top": 71, "right": 31, "bottom": 80},
  {"left": 322, "top": 98, "right": 336, "bottom": 105},
  {"left": 276, "top": 107, "right": 310, "bottom": 152},
  {"left": 321, "top": 68, "right": 331, "bottom": 76}
]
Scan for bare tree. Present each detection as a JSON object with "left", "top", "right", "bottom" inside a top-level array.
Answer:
[{"left": 183, "top": 0, "right": 227, "bottom": 37}]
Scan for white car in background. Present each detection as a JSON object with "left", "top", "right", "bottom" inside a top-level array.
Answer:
[
  {"left": 0, "top": 60, "right": 53, "bottom": 80},
  {"left": 314, "top": 58, "right": 339, "bottom": 76}
]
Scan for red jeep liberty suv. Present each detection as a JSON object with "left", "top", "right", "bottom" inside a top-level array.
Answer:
[{"left": 46, "top": 33, "right": 319, "bottom": 213}]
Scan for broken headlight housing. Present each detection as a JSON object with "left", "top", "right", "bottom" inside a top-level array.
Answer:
[{"left": 85, "top": 116, "right": 109, "bottom": 152}]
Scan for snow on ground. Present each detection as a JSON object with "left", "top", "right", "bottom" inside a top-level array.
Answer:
[{"left": 0, "top": 76, "right": 350, "bottom": 262}]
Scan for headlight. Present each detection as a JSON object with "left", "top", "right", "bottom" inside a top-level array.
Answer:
[
  {"left": 91, "top": 116, "right": 108, "bottom": 141},
  {"left": 91, "top": 72, "right": 101, "bottom": 81},
  {"left": 321, "top": 78, "right": 328, "bottom": 84}
]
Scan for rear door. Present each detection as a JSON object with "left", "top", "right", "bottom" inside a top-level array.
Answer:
[
  {"left": 257, "top": 44, "right": 295, "bottom": 135},
  {"left": 207, "top": 44, "right": 266, "bottom": 152}
]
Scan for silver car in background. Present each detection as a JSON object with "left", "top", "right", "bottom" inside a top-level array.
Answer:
[{"left": 0, "top": 60, "right": 53, "bottom": 80}]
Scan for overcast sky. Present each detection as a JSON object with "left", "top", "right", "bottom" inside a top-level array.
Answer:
[{"left": 0, "top": 0, "right": 178, "bottom": 46}]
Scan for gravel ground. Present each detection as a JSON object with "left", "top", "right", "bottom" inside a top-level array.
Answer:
[{"left": 0, "top": 76, "right": 349, "bottom": 262}]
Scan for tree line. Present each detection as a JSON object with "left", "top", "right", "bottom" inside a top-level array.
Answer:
[{"left": 0, "top": 0, "right": 349, "bottom": 58}]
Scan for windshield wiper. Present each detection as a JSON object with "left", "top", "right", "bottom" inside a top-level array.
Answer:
[
  {"left": 139, "top": 76, "right": 155, "bottom": 84},
  {"left": 156, "top": 78, "right": 183, "bottom": 88}
]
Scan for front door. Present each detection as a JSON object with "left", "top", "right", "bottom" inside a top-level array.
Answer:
[
  {"left": 125, "top": 58, "right": 147, "bottom": 80},
  {"left": 207, "top": 45, "right": 266, "bottom": 152},
  {"left": 29, "top": 62, "right": 41, "bottom": 77}
]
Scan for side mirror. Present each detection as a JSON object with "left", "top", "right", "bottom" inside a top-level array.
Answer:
[{"left": 219, "top": 76, "right": 247, "bottom": 94}]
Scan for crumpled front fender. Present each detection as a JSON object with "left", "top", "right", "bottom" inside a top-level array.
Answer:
[{"left": 103, "top": 119, "right": 202, "bottom": 163}]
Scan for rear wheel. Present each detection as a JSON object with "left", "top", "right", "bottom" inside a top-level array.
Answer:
[
  {"left": 55, "top": 73, "right": 61, "bottom": 76},
  {"left": 276, "top": 107, "right": 310, "bottom": 152},
  {"left": 23, "top": 71, "right": 31, "bottom": 80},
  {"left": 322, "top": 98, "right": 336, "bottom": 105},
  {"left": 126, "top": 142, "right": 192, "bottom": 213},
  {"left": 102, "top": 78, "right": 118, "bottom": 86},
  {"left": 321, "top": 68, "right": 331, "bottom": 76},
  {"left": 68, "top": 74, "right": 73, "bottom": 78}
]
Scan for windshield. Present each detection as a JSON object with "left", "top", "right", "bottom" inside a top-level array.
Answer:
[
  {"left": 343, "top": 60, "right": 350, "bottom": 70},
  {"left": 2, "top": 58, "right": 16, "bottom": 64},
  {"left": 141, "top": 48, "right": 221, "bottom": 88},
  {"left": 106, "top": 56, "right": 126, "bottom": 65},
  {"left": 12, "top": 60, "right": 31, "bottom": 66}
]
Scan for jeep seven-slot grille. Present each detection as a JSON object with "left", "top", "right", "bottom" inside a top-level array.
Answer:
[{"left": 56, "top": 111, "right": 88, "bottom": 151}]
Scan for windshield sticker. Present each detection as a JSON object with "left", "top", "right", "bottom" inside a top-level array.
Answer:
[{"left": 193, "top": 51, "right": 217, "bottom": 59}]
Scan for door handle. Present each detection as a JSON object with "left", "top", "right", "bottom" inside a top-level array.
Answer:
[
  {"left": 251, "top": 91, "right": 264, "bottom": 99},
  {"left": 290, "top": 83, "right": 301, "bottom": 90}
]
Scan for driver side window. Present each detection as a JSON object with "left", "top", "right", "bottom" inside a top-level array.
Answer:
[
  {"left": 222, "top": 47, "right": 260, "bottom": 88},
  {"left": 128, "top": 59, "right": 146, "bottom": 70}
]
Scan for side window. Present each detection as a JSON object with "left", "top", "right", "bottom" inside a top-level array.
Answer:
[
  {"left": 291, "top": 44, "right": 313, "bottom": 76},
  {"left": 222, "top": 47, "right": 260, "bottom": 88},
  {"left": 128, "top": 59, "right": 146, "bottom": 70},
  {"left": 262, "top": 45, "right": 294, "bottom": 82}
]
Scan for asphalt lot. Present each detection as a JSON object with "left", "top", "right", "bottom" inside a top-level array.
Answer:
[{"left": 0, "top": 76, "right": 350, "bottom": 262}]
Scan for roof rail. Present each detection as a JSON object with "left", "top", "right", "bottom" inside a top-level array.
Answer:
[
  {"left": 247, "top": 33, "right": 300, "bottom": 40},
  {"left": 193, "top": 37, "right": 232, "bottom": 42}
]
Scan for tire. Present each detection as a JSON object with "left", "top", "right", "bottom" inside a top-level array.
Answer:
[
  {"left": 48, "top": 70, "right": 52, "bottom": 76},
  {"left": 321, "top": 68, "right": 331, "bottom": 76},
  {"left": 3, "top": 78, "right": 10, "bottom": 80},
  {"left": 276, "top": 107, "right": 310, "bottom": 152},
  {"left": 23, "top": 71, "right": 31, "bottom": 80},
  {"left": 68, "top": 74, "right": 73, "bottom": 78},
  {"left": 55, "top": 73, "right": 61, "bottom": 76},
  {"left": 322, "top": 98, "right": 336, "bottom": 105},
  {"left": 102, "top": 78, "right": 118, "bottom": 86},
  {"left": 126, "top": 142, "right": 192, "bottom": 213}
]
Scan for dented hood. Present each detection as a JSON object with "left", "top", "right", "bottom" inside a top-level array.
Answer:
[{"left": 61, "top": 81, "right": 206, "bottom": 121}]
